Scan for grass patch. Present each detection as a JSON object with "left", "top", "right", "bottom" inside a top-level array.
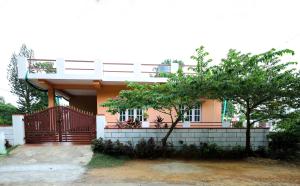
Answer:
[
  {"left": 0, "top": 145, "right": 18, "bottom": 158},
  {"left": 88, "top": 153, "right": 128, "bottom": 168},
  {"left": 6, "top": 145, "right": 18, "bottom": 154}
]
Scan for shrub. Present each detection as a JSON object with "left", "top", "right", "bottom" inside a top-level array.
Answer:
[
  {"left": 91, "top": 138, "right": 105, "bottom": 153},
  {"left": 135, "top": 138, "right": 164, "bottom": 159},
  {"left": 154, "top": 116, "right": 164, "bottom": 128},
  {"left": 180, "top": 144, "right": 200, "bottom": 159},
  {"left": 254, "top": 146, "right": 268, "bottom": 158},
  {"left": 227, "top": 145, "right": 246, "bottom": 159},
  {"left": 233, "top": 121, "right": 243, "bottom": 128},
  {"left": 92, "top": 138, "right": 250, "bottom": 160},
  {"left": 200, "top": 143, "right": 223, "bottom": 159},
  {"left": 91, "top": 138, "right": 134, "bottom": 157},
  {"left": 268, "top": 131, "right": 299, "bottom": 159}
]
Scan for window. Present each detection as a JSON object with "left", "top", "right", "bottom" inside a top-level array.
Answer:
[
  {"left": 128, "top": 109, "right": 134, "bottom": 120},
  {"left": 180, "top": 105, "right": 201, "bottom": 122},
  {"left": 194, "top": 105, "right": 201, "bottom": 122},
  {"left": 120, "top": 110, "right": 126, "bottom": 122},
  {"left": 136, "top": 109, "right": 143, "bottom": 121},
  {"left": 119, "top": 109, "right": 144, "bottom": 122}
]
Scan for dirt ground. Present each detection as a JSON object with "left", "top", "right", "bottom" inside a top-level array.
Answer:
[
  {"left": 1, "top": 145, "right": 299, "bottom": 185},
  {"left": 80, "top": 158, "right": 300, "bottom": 186}
]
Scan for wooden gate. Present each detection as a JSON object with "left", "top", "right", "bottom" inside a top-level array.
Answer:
[{"left": 24, "top": 106, "right": 96, "bottom": 144}]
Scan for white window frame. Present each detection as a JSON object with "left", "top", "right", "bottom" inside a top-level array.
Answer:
[
  {"left": 119, "top": 109, "right": 143, "bottom": 122},
  {"left": 180, "top": 105, "right": 201, "bottom": 122}
]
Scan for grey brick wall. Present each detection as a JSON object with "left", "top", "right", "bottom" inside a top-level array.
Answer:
[
  {"left": 104, "top": 128, "right": 269, "bottom": 149},
  {"left": 0, "top": 126, "right": 13, "bottom": 145}
]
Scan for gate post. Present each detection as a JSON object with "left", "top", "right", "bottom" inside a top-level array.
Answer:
[
  {"left": 12, "top": 114, "right": 25, "bottom": 145},
  {"left": 96, "top": 115, "right": 106, "bottom": 139}
]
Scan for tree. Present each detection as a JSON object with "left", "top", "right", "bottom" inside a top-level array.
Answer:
[
  {"left": 102, "top": 46, "right": 212, "bottom": 146},
  {"left": 210, "top": 48, "right": 300, "bottom": 153},
  {"left": 7, "top": 44, "right": 48, "bottom": 113},
  {"left": 0, "top": 96, "right": 4, "bottom": 104},
  {"left": 0, "top": 97, "right": 18, "bottom": 125}
]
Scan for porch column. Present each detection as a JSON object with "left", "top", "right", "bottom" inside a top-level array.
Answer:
[
  {"left": 96, "top": 88, "right": 106, "bottom": 139},
  {"left": 48, "top": 87, "right": 55, "bottom": 107}
]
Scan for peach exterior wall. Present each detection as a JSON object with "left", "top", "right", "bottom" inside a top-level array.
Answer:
[{"left": 97, "top": 85, "right": 222, "bottom": 127}]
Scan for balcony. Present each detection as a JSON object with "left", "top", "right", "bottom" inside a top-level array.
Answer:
[{"left": 17, "top": 57, "right": 196, "bottom": 84}]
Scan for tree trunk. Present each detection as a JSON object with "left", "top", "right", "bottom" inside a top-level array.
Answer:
[
  {"left": 245, "top": 112, "right": 252, "bottom": 155},
  {"left": 162, "top": 118, "right": 180, "bottom": 146}
]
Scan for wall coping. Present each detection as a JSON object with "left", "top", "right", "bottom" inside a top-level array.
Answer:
[
  {"left": 0, "top": 125, "right": 13, "bottom": 127},
  {"left": 104, "top": 127, "right": 270, "bottom": 130}
]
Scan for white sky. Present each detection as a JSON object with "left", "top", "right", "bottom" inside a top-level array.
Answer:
[{"left": 0, "top": 0, "right": 300, "bottom": 106}]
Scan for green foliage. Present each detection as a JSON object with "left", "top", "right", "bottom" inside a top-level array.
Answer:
[
  {"left": 7, "top": 44, "right": 48, "bottom": 113},
  {"left": 233, "top": 121, "right": 243, "bottom": 128},
  {"left": 92, "top": 138, "right": 249, "bottom": 159},
  {"left": 268, "top": 131, "right": 299, "bottom": 159},
  {"left": 92, "top": 138, "right": 134, "bottom": 157},
  {"left": 210, "top": 48, "right": 300, "bottom": 152},
  {"left": 0, "top": 97, "right": 4, "bottom": 104},
  {"left": 190, "top": 46, "right": 212, "bottom": 75},
  {"left": 0, "top": 99, "right": 18, "bottom": 125},
  {"left": 275, "top": 110, "right": 300, "bottom": 135}
]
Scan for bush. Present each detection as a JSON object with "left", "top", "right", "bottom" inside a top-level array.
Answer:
[
  {"left": 135, "top": 138, "right": 169, "bottom": 159},
  {"left": 199, "top": 143, "right": 223, "bottom": 159},
  {"left": 91, "top": 138, "right": 105, "bottom": 153},
  {"left": 92, "top": 138, "right": 249, "bottom": 160},
  {"left": 91, "top": 138, "right": 134, "bottom": 157},
  {"left": 268, "top": 131, "right": 299, "bottom": 159},
  {"left": 254, "top": 146, "right": 268, "bottom": 158},
  {"left": 179, "top": 144, "right": 200, "bottom": 159}
]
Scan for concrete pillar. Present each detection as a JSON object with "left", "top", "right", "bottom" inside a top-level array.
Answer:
[
  {"left": 134, "top": 63, "right": 141, "bottom": 76},
  {"left": 48, "top": 88, "right": 55, "bottom": 107},
  {"left": 95, "top": 60, "right": 103, "bottom": 79},
  {"left": 96, "top": 115, "right": 106, "bottom": 139},
  {"left": 96, "top": 88, "right": 106, "bottom": 115},
  {"left": 12, "top": 115, "right": 25, "bottom": 145},
  {"left": 56, "top": 58, "right": 65, "bottom": 78}
]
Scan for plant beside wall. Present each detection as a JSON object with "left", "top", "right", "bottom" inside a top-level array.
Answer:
[
  {"left": 268, "top": 131, "right": 299, "bottom": 160},
  {"left": 91, "top": 138, "right": 250, "bottom": 160},
  {"left": 115, "top": 118, "right": 142, "bottom": 129},
  {"left": 154, "top": 116, "right": 165, "bottom": 128}
]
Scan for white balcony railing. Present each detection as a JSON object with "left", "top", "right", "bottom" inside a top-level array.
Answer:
[{"left": 17, "top": 57, "right": 196, "bottom": 83}]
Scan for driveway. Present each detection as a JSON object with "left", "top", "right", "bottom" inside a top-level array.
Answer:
[{"left": 0, "top": 144, "right": 92, "bottom": 185}]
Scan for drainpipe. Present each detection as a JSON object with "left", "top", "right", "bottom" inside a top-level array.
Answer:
[{"left": 222, "top": 100, "right": 227, "bottom": 122}]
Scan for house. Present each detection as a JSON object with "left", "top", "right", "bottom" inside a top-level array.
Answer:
[
  {"left": 12, "top": 57, "right": 271, "bottom": 149},
  {"left": 16, "top": 57, "right": 222, "bottom": 143}
]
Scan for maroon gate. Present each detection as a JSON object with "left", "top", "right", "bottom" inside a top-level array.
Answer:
[{"left": 24, "top": 106, "right": 96, "bottom": 144}]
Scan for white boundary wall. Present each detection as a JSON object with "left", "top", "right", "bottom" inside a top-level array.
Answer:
[
  {"left": 0, "top": 126, "right": 13, "bottom": 145},
  {"left": 104, "top": 128, "right": 269, "bottom": 149},
  {"left": 0, "top": 115, "right": 25, "bottom": 146}
]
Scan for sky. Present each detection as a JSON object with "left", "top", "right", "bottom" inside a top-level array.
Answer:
[{"left": 0, "top": 0, "right": 299, "bottom": 106}]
